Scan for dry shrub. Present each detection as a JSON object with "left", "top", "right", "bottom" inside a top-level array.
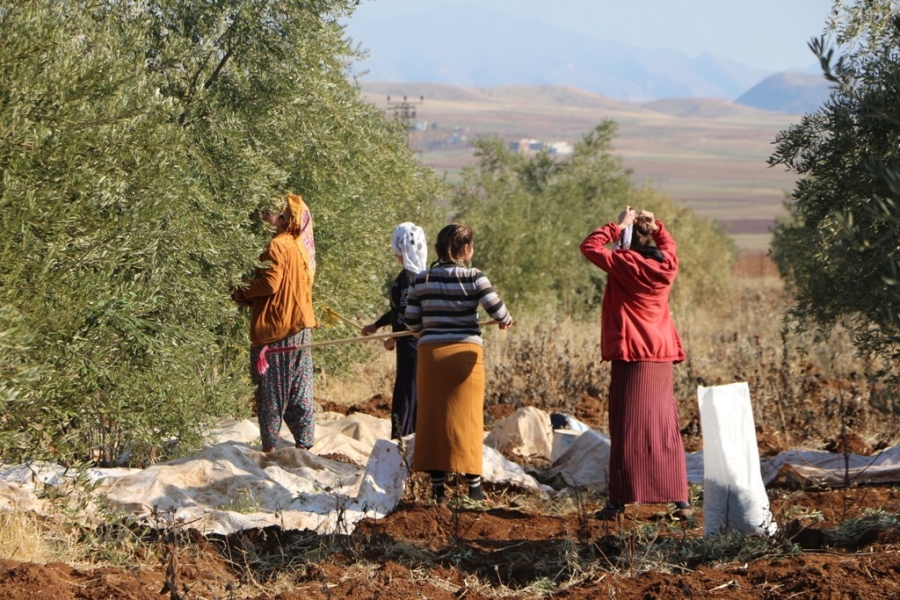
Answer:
[
  {"left": 483, "top": 313, "right": 605, "bottom": 414},
  {"left": 315, "top": 346, "right": 395, "bottom": 407},
  {"left": 673, "top": 254, "right": 899, "bottom": 450},
  {"left": 0, "top": 511, "right": 53, "bottom": 562},
  {"left": 323, "top": 254, "right": 900, "bottom": 451}
]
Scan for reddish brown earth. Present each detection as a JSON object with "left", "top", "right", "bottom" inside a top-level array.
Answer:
[
  {"left": 320, "top": 394, "right": 392, "bottom": 419},
  {"left": 0, "top": 487, "right": 899, "bottom": 599},
  {"left": 2, "top": 394, "right": 898, "bottom": 599}
]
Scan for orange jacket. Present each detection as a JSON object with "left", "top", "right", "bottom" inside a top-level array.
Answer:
[
  {"left": 235, "top": 232, "right": 316, "bottom": 346},
  {"left": 579, "top": 220, "right": 684, "bottom": 363}
]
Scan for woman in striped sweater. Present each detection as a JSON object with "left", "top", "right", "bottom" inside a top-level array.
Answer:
[
  {"left": 404, "top": 223, "right": 514, "bottom": 504},
  {"left": 579, "top": 206, "right": 692, "bottom": 520}
]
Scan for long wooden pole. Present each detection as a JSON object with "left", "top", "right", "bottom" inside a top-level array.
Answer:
[
  {"left": 294, "top": 319, "right": 500, "bottom": 350},
  {"left": 256, "top": 320, "right": 502, "bottom": 375}
]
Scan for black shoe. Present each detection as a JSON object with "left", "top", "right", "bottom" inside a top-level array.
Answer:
[
  {"left": 468, "top": 485, "right": 485, "bottom": 501},
  {"left": 672, "top": 501, "right": 693, "bottom": 519},
  {"left": 431, "top": 482, "right": 447, "bottom": 506},
  {"left": 594, "top": 503, "right": 625, "bottom": 520}
]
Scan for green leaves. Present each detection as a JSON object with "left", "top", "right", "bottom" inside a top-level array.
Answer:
[
  {"left": 450, "top": 121, "right": 733, "bottom": 317},
  {"left": 0, "top": 1, "right": 438, "bottom": 465},
  {"left": 770, "top": 2, "right": 900, "bottom": 356}
]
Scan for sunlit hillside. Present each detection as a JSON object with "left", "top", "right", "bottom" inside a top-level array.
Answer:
[{"left": 361, "top": 82, "right": 804, "bottom": 252}]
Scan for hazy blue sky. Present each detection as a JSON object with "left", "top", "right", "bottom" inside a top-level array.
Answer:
[{"left": 347, "top": 0, "right": 833, "bottom": 73}]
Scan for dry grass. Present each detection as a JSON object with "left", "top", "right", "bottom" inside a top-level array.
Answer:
[
  {"left": 315, "top": 346, "right": 395, "bottom": 407},
  {"left": 321, "top": 254, "right": 900, "bottom": 450},
  {"left": 0, "top": 511, "right": 55, "bottom": 562}
]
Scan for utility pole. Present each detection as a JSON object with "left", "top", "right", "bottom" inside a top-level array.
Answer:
[{"left": 386, "top": 95, "right": 424, "bottom": 147}]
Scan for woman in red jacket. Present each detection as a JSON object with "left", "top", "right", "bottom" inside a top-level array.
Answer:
[{"left": 580, "top": 206, "right": 691, "bottom": 520}]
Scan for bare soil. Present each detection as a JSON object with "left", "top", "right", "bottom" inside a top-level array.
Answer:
[
  {"left": 3, "top": 386, "right": 898, "bottom": 599},
  {"left": 1, "top": 486, "right": 899, "bottom": 599}
]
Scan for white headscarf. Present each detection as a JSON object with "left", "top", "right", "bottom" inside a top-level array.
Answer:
[
  {"left": 391, "top": 222, "right": 428, "bottom": 274},
  {"left": 616, "top": 223, "right": 633, "bottom": 250}
]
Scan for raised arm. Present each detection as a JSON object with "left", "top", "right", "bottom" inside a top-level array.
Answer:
[
  {"left": 580, "top": 206, "right": 636, "bottom": 272},
  {"left": 579, "top": 222, "right": 623, "bottom": 272},
  {"left": 652, "top": 219, "right": 676, "bottom": 260}
]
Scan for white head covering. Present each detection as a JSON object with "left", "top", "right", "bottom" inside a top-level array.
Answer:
[
  {"left": 616, "top": 223, "right": 633, "bottom": 250},
  {"left": 391, "top": 222, "right": 427, "bottom": 274}
]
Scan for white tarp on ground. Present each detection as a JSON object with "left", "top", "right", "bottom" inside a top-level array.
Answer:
[
  {"left": 543, "top": 430, "right": 612, "bottom": 489},
  {"left": 759, "top": 446, "right": 900, "bottom": 487},
  {"left": 0, "top": 410, "right": 552, "bottom": 535},
  {"left": 101, "top": 442, "right": 378, "bottom": 535},
  {"left": 539, "top": 413, "right": 900, "bottom": 491},
  {"left": 3, "top": 402, "right": 900, "bottom": 535}
]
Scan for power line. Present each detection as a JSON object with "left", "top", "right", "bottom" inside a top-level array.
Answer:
[{"left": 386, "top": 95, "right": 424, "bottom": 146}]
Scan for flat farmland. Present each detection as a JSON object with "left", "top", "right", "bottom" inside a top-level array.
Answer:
[{"left": 362, "top": 82, "right": 803, "bottom": 252}]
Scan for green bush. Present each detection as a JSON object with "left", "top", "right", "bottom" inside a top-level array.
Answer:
[
  {"left": 451, "top": 121, "right": 735, "bottom": 317},
  {"left": 0, "top": 1, "right": 438, "bottom": 465}
]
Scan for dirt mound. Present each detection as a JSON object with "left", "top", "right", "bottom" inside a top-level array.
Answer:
[
  {"left": 319, "top": 394, "right": 392, "bottom": 419},
  {"left": 825, "top": 432, "right": 874, "bottom": 455},
  {"left": 1, "top": 487, "right": 899, "bottom": 598},
  {"left": 572, "top": 393, "right": 607, "bottom": 430},
  {"left": 485, "top": 402, "right": 517, "bottom": 424},
  {"left": 756, "top": 424, "right": 790, "bottom": 456}
]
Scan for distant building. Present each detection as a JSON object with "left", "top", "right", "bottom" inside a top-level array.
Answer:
[
  {"left": 509, "top": 138, "right": 572, "bottom": 156},
  {"left": 549, "top": 141, "right": 573, "bottom": 156},
  {"left": 509, "top": 138, "right": 540, "bottom": 153}
]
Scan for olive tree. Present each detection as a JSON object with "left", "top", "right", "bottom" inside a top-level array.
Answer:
[
  {"left": 0, "top": 1, "right": 439, "bottom": 464},
  {"left": 769, "top": 0, "right": 900, "bottom": 357}
]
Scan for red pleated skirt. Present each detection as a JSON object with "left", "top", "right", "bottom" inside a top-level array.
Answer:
[{"left": 607, "top": 361, "right": 688, "bottom": 505}]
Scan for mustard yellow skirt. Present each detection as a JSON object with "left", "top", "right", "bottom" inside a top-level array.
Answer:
[{"left": 413, "top": 342, "right": 485, "bottom": 475}]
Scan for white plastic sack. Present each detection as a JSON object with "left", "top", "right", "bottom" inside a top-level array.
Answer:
[
  {"left": 483, "top": 406, "right": 553, "bottom": 460},
  {"left": 542, "top": 430, "right": 612, "bottom": 490},
  {"left": 698, "top": 382, "right": 777, "bottom": 536}
]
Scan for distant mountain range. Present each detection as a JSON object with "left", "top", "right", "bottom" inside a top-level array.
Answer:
[
  {"left": 359, "top": 81, "right": 779, "bottom": 120},
  {"left": 736, "top": 72, "right": 835, "bottom": 114},
  {"left": 346, "top": 4, "right": 832, "bottom": 113}
]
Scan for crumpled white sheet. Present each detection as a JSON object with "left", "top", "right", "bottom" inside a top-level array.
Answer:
[
  {"left": 101, "top": 442, "right": 376, "bottom": 535},
  {"left": 759, "top": 446, "right": 900, "bottom": 487},
  {"left": 0, "top": 410, "right": 551, "bottom": 535},
  {"left": 484, "top": 406, "right": 553, "bottom": 459},
  {"left": 543, "top": 430, "right": 612, "bottom": 489},
  {"left": 3, "top": 401, "right": 900, "bottom": 535}
]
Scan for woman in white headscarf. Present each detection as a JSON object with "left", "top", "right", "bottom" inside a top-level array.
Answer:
[{"left": 362, "top": 222, "right": 428, "bottom": 439}]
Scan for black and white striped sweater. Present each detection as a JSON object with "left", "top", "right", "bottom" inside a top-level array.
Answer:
[{"left": 404, "top": 262, "right": 511, "bottom": 346}]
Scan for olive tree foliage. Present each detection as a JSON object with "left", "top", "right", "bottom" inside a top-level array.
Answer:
[
  {"left": 0, "top": 1, "right": 438, "bottom": 464},
  {"left": 451, "top": 121, "right": 734, "bottom": 317},
  {"left": 769, "top": 0, "right": 900, "bottom": 357}
]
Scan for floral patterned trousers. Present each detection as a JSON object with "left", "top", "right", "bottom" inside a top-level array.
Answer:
[{"left": 250, "top": 329, "right": 315, "bottom": 451}]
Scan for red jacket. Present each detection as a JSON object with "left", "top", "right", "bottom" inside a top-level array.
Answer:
[{"left": 579, "top": 220, "right": 685, "bottom": 363}]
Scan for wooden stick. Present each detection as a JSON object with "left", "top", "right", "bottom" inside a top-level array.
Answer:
[
  {"left": 320, "top": 305, "right": 360, "bottom": 329},
  {"left": 294, "top": 319, "right": 500, "bottom": 350},
  {"left": 256, "top": 320, "right": 504, "bottom": 374}
]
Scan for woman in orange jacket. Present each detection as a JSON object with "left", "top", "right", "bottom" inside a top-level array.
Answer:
[{"left": 232, "top": 194, "right": 317, "bottom": 452}]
